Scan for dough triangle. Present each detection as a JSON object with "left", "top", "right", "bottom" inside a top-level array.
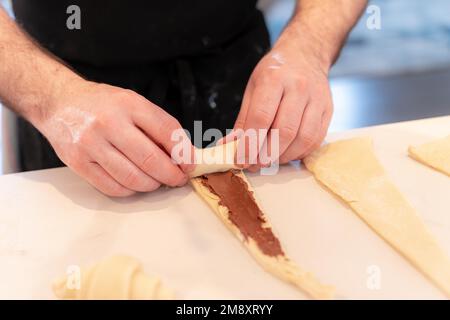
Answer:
[
  {"left": 409, "top": 135, "right": 450, "bottom": 176},
  {"left": 191, "top": 171, "right": 334, "bottom": 299},
  {"left": 305, "top": 137, "right": 450, "bottom": 297}
]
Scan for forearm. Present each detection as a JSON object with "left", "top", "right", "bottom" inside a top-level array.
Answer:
[
  {"left": 276, "top": 0, "right": 367, "bottom": 71},
  {"left": 0, "top": 6, "right": 83, "bottom": 126}
]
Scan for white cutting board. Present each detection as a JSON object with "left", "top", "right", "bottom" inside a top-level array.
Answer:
[{"left": 0, "top": 116, "right": 449, "bottom": 299}]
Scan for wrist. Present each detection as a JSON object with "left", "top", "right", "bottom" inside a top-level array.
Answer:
[
  {"left": 274, "top": 14, "right": 349, "bottom": 74},
  {"left": 28, "top": 68, "right": 85, "bottom": 130}
]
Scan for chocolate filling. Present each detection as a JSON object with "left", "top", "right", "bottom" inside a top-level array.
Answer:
[{"left": 200, "top": 170, "right": 284, "bottom": 257}]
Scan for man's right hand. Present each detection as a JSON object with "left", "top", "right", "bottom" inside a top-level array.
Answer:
[
  {"left": 0, "top": 6, "right": 193, "bottom": 196},
  {"left": 35, "top": 80, "right": 192, "bottom": 197}
]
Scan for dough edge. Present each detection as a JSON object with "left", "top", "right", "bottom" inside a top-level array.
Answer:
[
  {"left": 305, "top": 137, "right": 450, "bottom": 298},
  {"left": 190, "top": 171, "right": 335, "bottom": 300},
  {"left": 52, "top": 255, "right": 175, "bottom": 300},
  {"left": 408, "top": 135, "right": 450, "bottom": 177}
]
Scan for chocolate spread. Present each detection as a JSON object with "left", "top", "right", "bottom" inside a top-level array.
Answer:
[{"left": 200, "top": 170, "right": 284, "bottom": 257}]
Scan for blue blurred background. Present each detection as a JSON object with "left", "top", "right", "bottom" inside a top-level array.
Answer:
[
  {"left": 263, "top": 0, "right": 450, "bottom": 76},
  {"left": 261, "top": 0, "right": 450, "bottom": 132}
]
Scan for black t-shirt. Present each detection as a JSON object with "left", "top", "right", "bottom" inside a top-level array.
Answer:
[{"left": 12, "top": 0, "right": 259, "bottom": 66}]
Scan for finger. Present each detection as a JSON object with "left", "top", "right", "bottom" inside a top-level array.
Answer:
[
  {"left": 320, "top": 101, "right": 333, "bottom": 141},
  {"left": 296, "top": 103, "right": 325, "bottom": 159},
  {"left": 75, "top": 161, "right": 135, "bottom": 197},
  {"left": 299, "top": 95, "right": 334, "bottom": 158},
  {"left": 90, "top": 141, "right": 161, "bottom": 192},
  {"left": 107, "top": 126, "right": 188, "bottom": 187},
  {"left": 233, "top": 79, "right": 254, "bottom": 130},
  {"left": 231, "top": 81, "right": 253, "bottom": 163},
  {"left": 279, "top": 102, "right": 322, "bottom": 163},
  {"left": 131, "top": 99, "right": 195, "bottom": 172},
  {"left": 243, "top": 82, "right": 283, "bottom": 132},
  {"left": 247, "top": 165, "right": 260, "bottom": 173},
  {"left": 265, "top": 85, "right": 308, "bottom": 162},
  {"left": 216, "top": 129, "right": 244, "bottom": 146},
  {"left": 248, "top": 133, "right": 272, "bottom": 171},
  {"left": 241, "top": 82, "right": 283, "bottom": 165},
  {"left": 300, "top": 82, "right": 334, "bottom": 158}
]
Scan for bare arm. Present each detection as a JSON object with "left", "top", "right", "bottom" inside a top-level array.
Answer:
[
  {"left": 282, "top": 0, "right": 368, "bottom": 70},
  {"left": 0, "top": 6, "right": 81, "bottom": 123},
  {"left": 0, "top": 6, "right": 192, "bottom": 196},
  {"left": 233, "top": 0, "right": 367, "bottom": 169}
]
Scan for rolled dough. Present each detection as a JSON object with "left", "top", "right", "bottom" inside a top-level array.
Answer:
[
  {"left": 304, "top": 137, "right": 450, "bottom": 297},
  {"left": 408, "top": 135, "right": 450, "bottom": 177},
  {"left": 52, "top": 255, "right": 175, "bottom": 300},
  {"left": 188, "top": 141, "right": 240, "bottom": 178},
  {"left": 191, "top": 171, "right": 335, "bottom": 299}
]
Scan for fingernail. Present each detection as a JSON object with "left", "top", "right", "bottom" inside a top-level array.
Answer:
[
  {"left": 177, "top": 175, "right": 189, "bottom": 187},
  {"left": 181, "top": 163, "right": 195, "bottom": 174}
]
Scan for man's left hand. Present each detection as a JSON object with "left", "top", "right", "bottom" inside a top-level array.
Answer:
[{"left": 233, "top": 30, "right": 334, "bottom": 171}]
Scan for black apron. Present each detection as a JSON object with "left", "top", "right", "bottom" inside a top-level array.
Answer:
[{"left": 12, "top": 0, "right": 270, "bottom": 171}]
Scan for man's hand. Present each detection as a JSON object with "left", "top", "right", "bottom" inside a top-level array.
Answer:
[
  {"left": 0, "top": 7, "right": 193, "bottom": 197},
  {"left": 233, "top": 0, "right": 367, "bottom": 170},
  {"left": 35, "top": 80, "right": 192, "bottom": 197},
  {"left": 0, "top": 1, "right": 366, "bottom": 190},
  {"left": 234, "top": 33, "right": 333, "bottom": 170}
]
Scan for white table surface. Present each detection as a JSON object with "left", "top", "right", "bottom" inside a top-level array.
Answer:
[{"left": 0, "top": 116, "right": 449, "bottom": 299}]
